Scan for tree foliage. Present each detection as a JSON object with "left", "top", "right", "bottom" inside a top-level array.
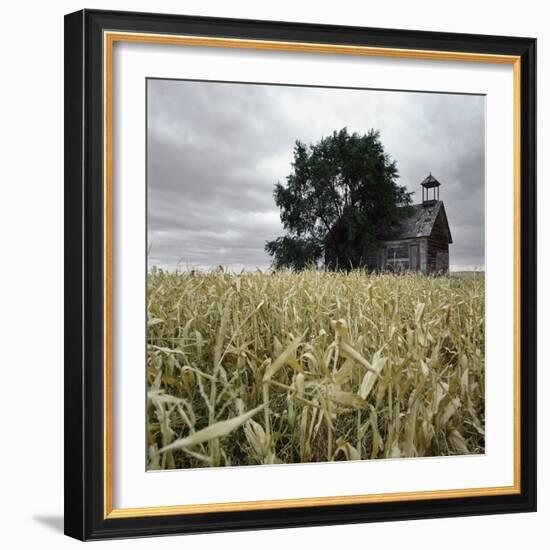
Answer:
[{"left": 266, "top": 128, "right": 413, "bottom": 270}]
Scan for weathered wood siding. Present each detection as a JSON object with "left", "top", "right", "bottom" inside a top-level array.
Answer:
[
  {"left": 430, "top": 208, "right": 450, "bottom": 243},
  {"left": 376, "top": 238, "right": 428, "bottom": 274},
  {"left": 426, "top": 238, "right": 449, "bottom": 273}
]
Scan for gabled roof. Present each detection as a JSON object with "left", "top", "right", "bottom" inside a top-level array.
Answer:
[{"left": 389, "top": 201, "right": 453, "bottom": 243}]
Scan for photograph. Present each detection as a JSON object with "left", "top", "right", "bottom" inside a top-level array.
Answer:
[
  {"left": 61, "top": 7, "right": 537, "bottom": 540},
  {"left": 145, "top": 78, "right": 486, "bottom": 470}
]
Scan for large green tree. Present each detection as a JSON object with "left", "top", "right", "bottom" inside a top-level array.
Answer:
[{"left": 265, "top": 128, "right": 413, "bottom": 270}]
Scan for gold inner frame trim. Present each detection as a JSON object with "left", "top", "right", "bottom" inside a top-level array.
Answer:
[{"left": 103, "top": 30, "right": 522, "bottom": 520}]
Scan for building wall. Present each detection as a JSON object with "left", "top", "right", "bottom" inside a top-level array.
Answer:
[
  {"left": 426, "top": 238, "right": 449, "bottom": 273},
  {"left": 431, "top": 208, "right": 451, "bottom": 243},
  {"left": 377, "top": 237, "right": 428, "bottom": 274},
  {"left": 375, "top": 237, "right": 449, "bottom": 275}
]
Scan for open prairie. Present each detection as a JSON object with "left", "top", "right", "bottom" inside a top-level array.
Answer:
[{"left": 147, "top": 269, "right": 485, "bottom": 469}]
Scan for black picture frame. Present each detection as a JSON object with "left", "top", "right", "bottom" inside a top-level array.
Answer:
[{"left": 64, "top": 9, "right": 537, "bottom": 541}]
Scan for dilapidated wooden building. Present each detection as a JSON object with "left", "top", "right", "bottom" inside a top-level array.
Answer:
[{"left": 374, "top": 174, "right": 452, "bottom": 274}]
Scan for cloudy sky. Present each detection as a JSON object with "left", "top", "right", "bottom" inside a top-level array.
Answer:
[{"left": 147, "top": 78, "right": 485, "bottom": 271}]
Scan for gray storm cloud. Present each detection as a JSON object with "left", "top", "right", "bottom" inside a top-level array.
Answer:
[{"left": 147, "top": 79, "right": 485, "bottom": 271}]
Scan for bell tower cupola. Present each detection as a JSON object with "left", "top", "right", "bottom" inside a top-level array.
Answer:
[{"left": 421, "top": 173, "right": 441, "bottom": 205}]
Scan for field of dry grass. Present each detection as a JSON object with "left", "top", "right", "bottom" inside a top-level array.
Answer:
[{"left": 147, "top": 268, "right": 485, "bottom": 469}]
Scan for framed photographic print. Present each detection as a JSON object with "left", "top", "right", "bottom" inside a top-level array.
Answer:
[{"left": 64, "top": 9, "right": 537, "bottom": 541}]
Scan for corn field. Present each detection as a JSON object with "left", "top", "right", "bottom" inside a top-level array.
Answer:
[{"left": 147, "top": 268, "right": 485, "bottom": 469}]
